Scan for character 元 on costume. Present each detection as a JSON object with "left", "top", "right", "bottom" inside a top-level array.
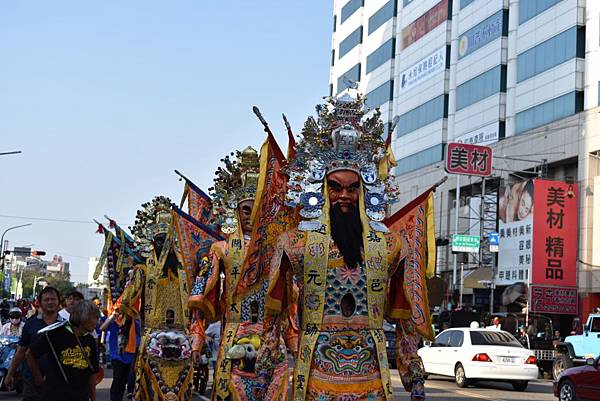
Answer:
[
  {"left": 120, "top": 196, "right": 194, "bottom": 401},
  {"left": 260, "top": 93, "right": 434, "bottom": 401},
  {"left": 188, "top": 147, "right": 290, "bottom": 401}
]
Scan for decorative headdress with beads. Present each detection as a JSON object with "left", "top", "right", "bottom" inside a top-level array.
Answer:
[
  {"left": 210, "top": 146, "right": 260, "bottom": 234},
  {"left": 131, "top": 196, "right": 173, "bottom": 257},
  {"left": 285, "top": 92, "right": 399, "bottom": 232}
]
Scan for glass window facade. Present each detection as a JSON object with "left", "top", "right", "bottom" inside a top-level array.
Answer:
[
  {"left": 516, "top": 91, "right": 583, "bottom": 134},
  {"left": 339, "top": 26, "right": 363, "bottom": 58},
  {"left": 519, "top": 0, "right": 564, "bottom": 25},
  {"left": 517, "top": 26, "right": 582, "bottom": 82},
  {"left": 365, "top": 80, "right": 393, "bottom": 109},
  {"left": 395, "top": 144, "right": 445, "bottom": 175},
  {"left": 397, "top": 95, "right": 447, "bottom": 137},
  {"left": 366, "top": 39, "right": 395, "bottom": 74},
  {"left": 331, "top": 50, "right": 335, "bottom": 67},
  {"left": 368, "top": 1, "right": 396, "bottom": 35},
  {"left": 403, "top": 0, "right": 416, "bottom": 7},
  {"left": 341, "top": 0, "right": 363, "bottom": 23},
  {"left": 460, "top": 0, "right": 476, "bottom": 9},
  {"left": 456, "top": 65, "right": 505, "bottom": 111},
  {"left": 337, "top": 64, "right": 361, "bottom": 94}
]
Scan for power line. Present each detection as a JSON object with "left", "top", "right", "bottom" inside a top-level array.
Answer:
[{"left": 0, "top": 214, "right": 94, "bottom": 224}]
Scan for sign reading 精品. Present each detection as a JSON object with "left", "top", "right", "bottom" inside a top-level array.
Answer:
[
  {"left": 445, "top": 143, "right": 492, "bottom": 176},
  {"left": 532, "top": 180, "right": 578, "bottom": 287}
]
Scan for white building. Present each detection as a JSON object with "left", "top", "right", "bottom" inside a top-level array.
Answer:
[{"left": 330, "top": 0, "right": 600, "bottom": 318}]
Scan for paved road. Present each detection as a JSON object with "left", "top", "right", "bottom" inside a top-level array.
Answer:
[{"left": 0, "top": 372, "right": 555, "bottom": 400}]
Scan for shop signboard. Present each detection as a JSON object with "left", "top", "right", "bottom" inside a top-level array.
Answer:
[
  {"left": 496, "top": 179, "right": 579, "bottom": 291},
  {"left": 401, "top": 0, "right": 449, "bottom": 49},
  {"left": 399, "top": 46, "right": 446, "bottom": 94},
  {"left": 497, "top": 180, "right": 534, "bottom": 285},
  {"left": 457, "top": 10, "right": 504, "bottom": 60},
  {"left": 531, "top": 180, "right": 578, "bottom": 287},
  {"left": 531, "top": 285, "right": 578, "bottom": 315},
  {"left": 454, "top": 122, "right": 500, "bottom": 146},
  {"left": 445, "top": 143, "right": 492, "bottom": 176}
]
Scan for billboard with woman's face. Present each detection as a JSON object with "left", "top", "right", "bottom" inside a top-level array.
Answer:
[{"left": 497, "top": 180, "right": 534, "bottom": 285}]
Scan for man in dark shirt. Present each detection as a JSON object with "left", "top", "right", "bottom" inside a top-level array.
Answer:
[
  {"left": 28, "top": 300, "right": 100, "bottom": 401},
  {"left": 100, "top": 312, "right": 140, "bottom": 401},
  {"left": 5, "top": 286, "right": 61, "bottom": 401}
]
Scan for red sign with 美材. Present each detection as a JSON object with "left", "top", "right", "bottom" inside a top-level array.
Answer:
[
  {"left": 445, "top": 142, "right": 492, "bottom": 176},
  {"left": 531, "top": 180, "right": 578, "bottom": 287}
]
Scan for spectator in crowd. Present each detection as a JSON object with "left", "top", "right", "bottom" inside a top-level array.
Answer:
[
  {"left": 5, "top": 286, "right": 61, "bottom": 401},
  {"left": 204, "top": 321, "right": 221, "bottom": 370},
  {"left": 58, "top": 290, "right": 84, "bottom": 321},
  {"left": 27, "top": 300, "right": 100, "bottom": 401},
  {"left": 100, "top": 311, "right": 139, "bottom": 401},
  {"left": 0, "top": 307, "right": 25, "bottom": 337}
]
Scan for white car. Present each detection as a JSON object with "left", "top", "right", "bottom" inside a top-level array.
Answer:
[{"left": 418, "top": 327, "right": 539, "bottom": 391}]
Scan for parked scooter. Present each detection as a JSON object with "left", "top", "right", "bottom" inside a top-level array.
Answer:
[{"left": 0, "top": 336, "right": 22, "bottom": 394}]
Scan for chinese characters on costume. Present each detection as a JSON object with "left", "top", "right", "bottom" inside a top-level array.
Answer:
[{"left": 259, "top": 93, "right": 435, "bottom": 401}]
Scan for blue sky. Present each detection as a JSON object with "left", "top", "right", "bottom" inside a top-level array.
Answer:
[{"left": 0, "top": 1, "right": 332, "bottom": 283}]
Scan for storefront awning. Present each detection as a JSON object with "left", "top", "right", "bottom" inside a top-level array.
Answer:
[{"left": 463, "top": 268, "right": 493, "bottom": 289}]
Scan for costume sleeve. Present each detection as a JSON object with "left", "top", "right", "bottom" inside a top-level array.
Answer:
[
  {"left": 395, "top": 320, "right": 426, "bottom": 400},
  {"left": 116, "top": 265, "right": 145, "bottom": 320},
  {"left": 188, "top": 241, "right": 223, "bottom": 322},
  {"left": 386, "top": 232, "right": 412, "bottom": 321},
  {"left": 257, "top": 232, "right": 296, "bottom": 378}
]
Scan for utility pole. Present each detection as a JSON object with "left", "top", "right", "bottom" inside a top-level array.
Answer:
[{"left": 0, "top": 224, "right": 33, "bottom": 270}]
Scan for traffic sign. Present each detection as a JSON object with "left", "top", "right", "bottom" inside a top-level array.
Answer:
[
  {"left": 488, "top": 232, "right": 499, "bottom": 245},
  {"left": 452, "top": 235, "right": 480, "bottom": 253},
  {"left": 489, "top": 232, "right": 499, "bottom": 252},
  {"left": 445, "top": 143, "right": 492, "bottom": 176}
]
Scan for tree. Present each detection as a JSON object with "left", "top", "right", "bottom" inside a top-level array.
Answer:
[{"left": 44, "top": 272, "right": 73, "bottom": 298}]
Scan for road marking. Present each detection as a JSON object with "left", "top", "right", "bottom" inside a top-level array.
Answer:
[{"left": 390, "top": 374, "right": 506, "bottom": 401}]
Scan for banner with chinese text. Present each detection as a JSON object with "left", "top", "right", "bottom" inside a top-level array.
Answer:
[
  {"left": 497, "top": 180, "right": 534, "bottom": 285},
  {"left": 531, "top": 180, "right": 578, "bottom": 287},
  {"left": 531, "top": 285, "right": 578, "bottom": 314}
]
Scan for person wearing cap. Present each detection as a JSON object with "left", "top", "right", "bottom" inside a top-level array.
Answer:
[{"left": 0, "top": 307, "right": 25, "bottom": 337}]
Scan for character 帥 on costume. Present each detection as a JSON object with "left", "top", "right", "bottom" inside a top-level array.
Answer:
[
  {"left": 120, "top": 196, "right": 194, "bottom": 401},
  {"left": 188, "top": 147, "right": 290, "bottom": 401},
  {"left": 260, "top": 93, "right": 434, "bottom": 401}
]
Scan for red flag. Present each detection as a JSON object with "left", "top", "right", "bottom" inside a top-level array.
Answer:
[
  {"left": 385, "top": 186, "right": 436, "bottom": 340},
  {"left": 175, "top": 170, "right": 213, "bottom": 225},
  {"left": 172, "top": 206, "right": 224, "bottom": 295},
  {"left": 237, "top": 133, "right": 297, "bottom": 294}
]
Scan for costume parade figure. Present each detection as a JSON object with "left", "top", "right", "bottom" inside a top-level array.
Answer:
[
  {"left": 259, "top": 93, "right": 433, "bottom": 401},
  {"left": 120, "top": 196, "right": 194, "bottom": 401},
  {"left": 188, "top": 146, "right": 290, "bottom": 401}
]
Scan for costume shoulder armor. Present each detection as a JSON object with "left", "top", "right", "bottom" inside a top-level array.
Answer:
[{"left": 36, "top": 320, "right": 68, "bottom": 335}]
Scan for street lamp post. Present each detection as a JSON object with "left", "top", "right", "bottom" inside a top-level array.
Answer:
[{"left": 0, "top": 223, "right": 33, "bottom": 270}]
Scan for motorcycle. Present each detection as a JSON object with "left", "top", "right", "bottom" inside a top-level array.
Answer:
[
  {"left": 0, "top": 336, "right": 22, "bottom": 394},
  {"left": 193, "top": 343, "right": 210, "bottom": 395}
]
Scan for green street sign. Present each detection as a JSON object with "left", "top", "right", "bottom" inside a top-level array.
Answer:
[{"left": 452, "top": 235, "right": 480, "bottom": 253}]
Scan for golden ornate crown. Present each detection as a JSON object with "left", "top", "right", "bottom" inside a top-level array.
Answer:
[
  {"left": 131, "top": 196, "right": 173, "bottom": 256},
  {"left": 286, "top": 92, "right": 399, "bottom": 232},
  {"left": 209, "top": 146, "right": 260, "bottom": 234}
]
